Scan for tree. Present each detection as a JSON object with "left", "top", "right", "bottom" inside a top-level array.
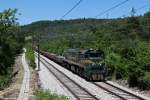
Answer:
[
  {"left": 125, "top": 16, "right": 143, "bottom": 39},
  {"left": 143, "top": 11, "right": 150, "bottom": 39},
  {"left": 0, "top": 9, "right": 24, "bottom": 75},
  {"left": 105, "top": 52, "right": 126, "bottom": 80}
]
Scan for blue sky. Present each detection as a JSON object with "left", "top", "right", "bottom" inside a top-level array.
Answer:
[{"left": 0, "top": 0, "right": 150, "bottom": 25}]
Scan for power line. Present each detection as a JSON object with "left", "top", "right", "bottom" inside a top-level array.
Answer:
[
  {"left": 121, "top": 3, "right": 150, "bottom": 17},
  {"left": 136, "top": 3, "right": 150, "bottom": 11},
  {"left": 95, "top": 0, "right": 129, "bottom": 18},
  {"left": 61, "top": 0, "right": 83, "bottom": 19}
]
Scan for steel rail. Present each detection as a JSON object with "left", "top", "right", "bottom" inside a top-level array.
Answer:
[
  {"left": 93, "top": 82, "right": 127, "bottom": 100},
  {"left": 104, "top": 82, "right": 146, "bottom": 100},
  {"left": 93, "top": 82, "right": 146, "bottom": 100},
  {"left": 36, "top": 54, "right": 99, "bottom": 100}
]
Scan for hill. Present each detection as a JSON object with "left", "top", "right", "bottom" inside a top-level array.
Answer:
[{"left": 22, "top": 11, "right": 150, "bottom": 90}]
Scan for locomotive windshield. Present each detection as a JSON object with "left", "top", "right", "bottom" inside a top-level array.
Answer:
[
  {"left": 84, "top": 52, "right": 101, "bottom": 58},
  {"left": 83, "top": 49, "right": 104, "bottom": 62}
]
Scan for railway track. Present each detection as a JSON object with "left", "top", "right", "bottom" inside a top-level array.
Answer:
[
  {"left": 37, "top": 55, "right": 99, "bottom": 100},
  {"left": 36, "top": 53, "right": 149, "bottom": 100},
  {"left": 93, "top": 82, "right": 146, "bottom": 100}
]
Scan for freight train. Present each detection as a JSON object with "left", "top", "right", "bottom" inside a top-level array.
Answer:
[{"left": 38, "top": 48, "right": 107, "bottom": 81}]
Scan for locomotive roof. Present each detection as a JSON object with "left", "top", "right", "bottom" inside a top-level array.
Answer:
[
  {"left": 64, "top": 48, "right": 80, "bottom": 53},
  {"left": 64, "top": 48, "right": 101, "bottom": 54},
  {"left": 80, "top": 49, "right": 100, "bottom": 54}
]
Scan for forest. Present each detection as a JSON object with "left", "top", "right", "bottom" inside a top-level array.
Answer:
[{"left": 21, "top": 10, "right": 150, "bottom": 90}]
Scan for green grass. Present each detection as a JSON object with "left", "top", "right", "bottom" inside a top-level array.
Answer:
[
  {"left": 0, "top": 75, "right": 11, "bottom": 90},
  {"left": 141, "top": 72, "right": 150, "bottom": 90},
  {"left": 35, "top": 90, "right": 68, "bottom": 100},
  {"left": 25, "top": 42, "right": 36, "bottom": 68}
]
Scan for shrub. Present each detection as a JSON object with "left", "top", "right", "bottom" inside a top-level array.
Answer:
[
  {"left": 138, "top": 72, "right": 150, "bottom": 90},
  {"left": 128, "top": 67, "right": 144, "bottom": 87},
  {"left": 105, "top": 52, "right": 126, "bottom": 79},
  {"left": 143, "top": 73, "right": 150, "bottom": 89},
  {"left": 25, "top": 43, "right": 36, "bottom": 68},
  {"left": 36, "top": 90, "right": 68, "bottom": 100},
  {"left": 0, "top": 75, "right": 11, "bottom": 90},
  {"left": 116, "top": 65, "right": 127, "bottom": 79}
]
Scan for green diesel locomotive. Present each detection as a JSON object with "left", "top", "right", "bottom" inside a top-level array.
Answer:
[{"left": 62, "top": 48, "right": 106, "bottom": 81}]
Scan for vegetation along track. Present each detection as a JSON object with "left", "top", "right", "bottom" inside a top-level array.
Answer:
[
  {"left": 93, "top": 82, "right": 146, "bottom": 100},
  {"left": 36, "top": 54, "right": 99, "bottom": 100}
]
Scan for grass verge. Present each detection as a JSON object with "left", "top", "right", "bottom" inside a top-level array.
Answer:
[
  {"left": 35, "top": 90, "right": 68, "bottom": 100},
  {"left": 0, "top": 75, "right": 11, "bottom": 90},
  {"left": 25, "top": 42, "right": 36, "bottom": 68}
]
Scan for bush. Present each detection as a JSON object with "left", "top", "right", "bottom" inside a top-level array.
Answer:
[
  {"left": 36, "top": 90, "right": 68, "bottom": 100},
  {"left": 143, "top": 73, "right": 150, "bottom": 89},
  {"left": 138, "top": 73, "right": 150, "bottom": 90},
  {"left": 128, "top": 67, "right": 144, "bottom": 87},
  {"left": 116, "top": 66, "right": 127, "bottom": 79},
  {"left": 25, "top": 43, "right": 36, "bottom": 68},
  {"left": 0, "top": 75, "right": 11, "bottom": 90},
  {"left": 105, "top": 52, "right": 126, "bottom": 79}
]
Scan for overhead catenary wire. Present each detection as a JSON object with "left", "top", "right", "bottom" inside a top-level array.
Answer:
[
  {"left": 121, "top": 3, "right": 150, "bottom": 17},
  {"left": 130, "top": 3, "right": 150, "bottom": 16},
  {"left": 95, "top": 0, "right": 129, "bottom": 18},
  {"left": 136, "top": 3, "right": 150, "bottom": 11},
  {"left": 61, "top": 0, "right": 83, "bottom": 19}
]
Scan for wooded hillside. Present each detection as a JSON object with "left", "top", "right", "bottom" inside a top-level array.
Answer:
[{"left": 22, "top": 11, "right": 150, "bottom": 90}]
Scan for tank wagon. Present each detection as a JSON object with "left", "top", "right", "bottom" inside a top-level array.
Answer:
[{"left": 38, "top": 48, "right": 106, "bottom": 81}]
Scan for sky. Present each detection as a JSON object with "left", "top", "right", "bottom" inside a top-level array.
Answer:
[{"left": 0, "top": 0, "right": 150, "bottom": 25}]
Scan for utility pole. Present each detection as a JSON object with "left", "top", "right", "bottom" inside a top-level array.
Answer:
[
  {"left": 37, "top": 34, "right": 40, "bottom": 71},
  {"left": 131, "top": 7, "right": 136, "bottom": 17},
  {"left": 106, "top": 13, "right": 109, "bottom": 19}
]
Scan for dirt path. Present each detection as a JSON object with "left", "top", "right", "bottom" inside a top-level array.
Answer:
[
  {"left": 0, "top": 50, "right": 39, "bottom": 100},
  {"left": 17, "top": 53, "right": 30, "bottom": 100},
  {"left": 28, "top": 67, "right": 38, "bottom": 100},
  {"left": 0, "top": 55, "right": 24, "bottom": 99}
]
